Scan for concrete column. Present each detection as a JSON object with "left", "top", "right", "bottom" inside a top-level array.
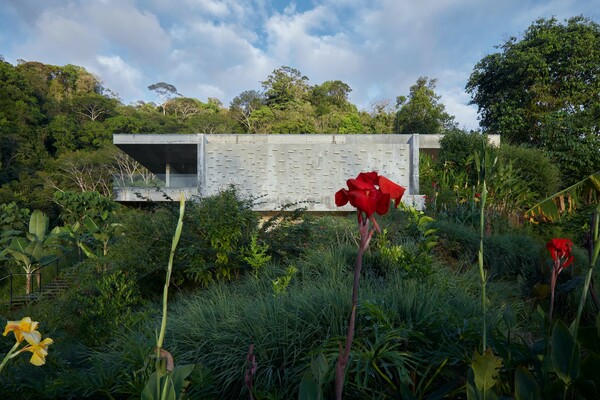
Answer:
[
  {"left": 409, "top": 134, "right": 419, "bottom": 195},
  {"left": 165, "top": 163, "right": 171, "bottom": 188},
  {"left": 197, "top": 134, "right": 205, "bottom": 196}
]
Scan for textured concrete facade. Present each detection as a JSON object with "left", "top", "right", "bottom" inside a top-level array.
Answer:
[
  {"left": 114, "top": 133, "right": 491, "bottom": 211},
  {"left": 202, "top": 134, "right": 415, "bottom": 211}
]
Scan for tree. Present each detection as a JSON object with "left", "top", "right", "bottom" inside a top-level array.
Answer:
[
  {"left": 310, "top": 80, "right": 353, "bottom": 115},
  {"left": 168, "top": 97, "right": 203, "bottom": 120},
  {"left": 230, "top": 90, "right": 264, "bottom": 133},
  {"left": 70, "top": 93, "right": 117, "bottom": 122},
  {"left": 393, "top": 77, "right": 456, "bottom": 134},
  {"left": 148, "top": 82, "right": 180, "bottom": 115},
  {"left": 261, "top": 66, "right": 310, "bottom": 109},
  {"left": 466, "top": 16, "right": 600, "bottom": 185},
  {"left": 362, "top": 99, "right": 396, "bottom": 133}
]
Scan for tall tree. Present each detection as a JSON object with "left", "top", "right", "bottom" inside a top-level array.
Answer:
[
  {"left": 466, "top": 16, "right": 600, "bottom": 184},
  {"left": 230, "top": 90, "right": 264, "bottom": 133},
  {"left": 310, "top": 80, "right": 353, "bottom": 114},
  {"left": 393, "top": 77, "right": 456, "bottom": 134},
  {"left": 261, "top": 66, "right": 310, "bottom": 109},
  {"left": 148, "top": 82, "right": 180, "bottom": 115},
  {"left": 71, "top": 93, "right": 117, "bottom": 122}
]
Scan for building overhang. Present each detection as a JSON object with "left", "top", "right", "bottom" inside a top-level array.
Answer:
[{"left": 113, "top": 134, "right": 198, "bottom": 175}]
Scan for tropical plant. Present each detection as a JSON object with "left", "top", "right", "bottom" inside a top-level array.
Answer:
[
  {"left": 142, "top": 196, "right": 194, "bottom": 400},
  {"left": 334, "top": 171, "right": 406, "bottom": 399},
  {"left": 1, "top": 210, "right": 59, "bottom": 294}
]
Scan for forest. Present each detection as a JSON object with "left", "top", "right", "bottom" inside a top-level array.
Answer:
[{"left": 0, "top": 15, "right": 599, "bottom": 399}]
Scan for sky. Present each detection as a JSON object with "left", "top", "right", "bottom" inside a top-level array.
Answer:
[{"left": 1, "top": 0, "right": 599, "bottom": 130}]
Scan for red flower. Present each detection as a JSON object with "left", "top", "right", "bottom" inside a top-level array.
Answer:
[
  {"left": 335, "top": 171, "right": 405, "bottom": 217},
  {"left": 474, "top": 193, "right": 481, "bottom": 198},
  {"left": 547, "top": 238, "right": 574, "bottom": 271}
]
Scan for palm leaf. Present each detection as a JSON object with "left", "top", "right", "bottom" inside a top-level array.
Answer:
[{"left": 525, "top": 171, "right": 600, "bottom": 222}]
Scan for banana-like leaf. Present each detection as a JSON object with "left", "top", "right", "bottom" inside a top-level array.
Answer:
[
  {"left": 28, "top": 210, "right": 49, "bottom": 241},
  {"left": 525, "top": 171, "right": 600, "bottom": 222}
]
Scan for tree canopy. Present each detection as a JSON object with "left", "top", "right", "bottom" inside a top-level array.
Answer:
[
  {"left": 466, "top": 16, "right": 600, "bottom": 184},
  {"left": 393, "top": 77, "right": 456, "bottom": 135}
]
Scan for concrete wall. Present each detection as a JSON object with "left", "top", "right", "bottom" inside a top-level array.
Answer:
[{"left": 200, "top": 134, "right": 418, "bottom": 211}]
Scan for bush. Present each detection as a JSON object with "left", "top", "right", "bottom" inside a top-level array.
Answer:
[
  {"left": 52, "top": 261, "right": 146, "bottom": 345},
  {"left": 182, "top": 186, "right": 259, "bottom": 285},
  {"left": 433, "top": 220, "right": 543, "bottom": 283},
  {"left": 496, "top": 144, "right": 561, "bottom": 198},
  {"left": 438, "top": 130, "right": 491, "bottom": 170}
]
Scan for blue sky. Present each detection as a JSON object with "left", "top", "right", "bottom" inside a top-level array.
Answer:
[{"left": 1, "top": 0, "right": 599, "bottom": 129}]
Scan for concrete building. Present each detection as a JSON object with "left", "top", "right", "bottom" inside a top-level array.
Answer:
[{"left": 112, "top": 133, "right": 499, "bottom": 211}]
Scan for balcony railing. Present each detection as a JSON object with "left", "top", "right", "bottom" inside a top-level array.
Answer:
[{"left": 113, "top": 174, "right": 198, "bottom": 201}]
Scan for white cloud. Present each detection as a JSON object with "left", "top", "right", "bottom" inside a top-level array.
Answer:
[
  {"left": 95, "top": 55, "right": 144, "bottom": 101},
  {"left": 18, "top": 8, "right": 100, "bottom": 64}
]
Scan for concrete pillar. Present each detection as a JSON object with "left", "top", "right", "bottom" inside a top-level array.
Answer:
[
  {"left": 197, "top": 133, "right": 205, "bottom": 196},
  {"left": 409, "top": 134, "right": 419, "bottom": 195},
  {"left": 165, "top": 163, "right": 171, "bottom": 188}
]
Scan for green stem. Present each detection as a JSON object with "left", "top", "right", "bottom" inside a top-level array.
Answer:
[
  {"left": 156, "top": 197, "right": 186, "bottom": 351},
  {"left": 565, "top": 207, "right": 599, "bottom": 400},
  {"left": 0, "top": 341, "right": 22, "bottom": 374},
  {"left": 155, "top": 196, "right": 186, "bottom": 399},
  {"left": 573, "top": 206, "right": 600, "bottom": 339},
  {"left": 479, "top": 181, "right": 488, "bottom": 352}
]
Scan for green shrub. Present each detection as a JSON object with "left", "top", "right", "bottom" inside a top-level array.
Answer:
[
  {"left": 108, "top": 207, "right": 178, "bottom": 294},
  {"left": 53, "top": 190, "right": 119, "bottom": 226},
  {"left": 433, "top": 220, "right": 543, "bottom": 284},
  {"left": 438, "top": 130, "right": 491, "bottom": 171},
  {"left": 54, "top": 262, "right": 146, "bottom": 345},
  {"left": 182, "top": 186, "right": 259, "bottom": 284},
  {"left": 497, "top": 144, "right": 561, "bottom": 198},
  {"left": 0, "top": 201, "right": 30, "bottom": 231},
  {"left": 259, "top": 206, "right": 318, "bottom": 261}
]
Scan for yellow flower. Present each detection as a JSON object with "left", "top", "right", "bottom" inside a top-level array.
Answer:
[
  {"left": 3, "top": 317, "right": 39, "bottom": 343},
  {"left": 20, "top": 331, "right": 53, "bottom": 366}
]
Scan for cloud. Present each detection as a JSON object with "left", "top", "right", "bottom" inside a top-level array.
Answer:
[
  {"left": 17, "top": 8, "right": 101, "bottom": 65},
  {"left": 95, "top": 55, "right": 144, "bottom": 101}
]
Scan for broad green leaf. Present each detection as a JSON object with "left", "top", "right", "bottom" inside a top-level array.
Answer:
[
  {"left": 310, "top": 353, "right": 329, "bottom": 383},
  {"left": 78, "top": 242, "right": 97, "bottom": 259},
  {"left": 27, "top": 240, "right": 44, "bottom": 261},
  {"left": 141, "top": 372, "right": 178, "bottom": 400},
  {"left": 299, "top": 370, "right": 319, "bottom": 400},
  {"left": 466, "top": 366, "right": 498, "bottom": 400},
  {"left": 170, "top": 364, "right": 194, "bottom": 398},
  {"left": 552, "top": 320, "right": 580, "bottom": 384},
  {"left": 514, "top": 366, "right": 540, "bottom": 400},
  {"left": 6, "top": 248, "right": 32, "bottom": 269},
  {"left": 525, "top": 171, "right": 600, "bottom": 222},
  {"left": 28, "top": 210, "right": 48, "bottom": 240},
  {"left": 471, "top": 349, "right": 503, "bottom": 392},
  {"left": 82, "top": 215, "right": 100, "bottom": 233}
]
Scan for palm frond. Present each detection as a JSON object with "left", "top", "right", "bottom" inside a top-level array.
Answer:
[{"left": 525, "top": 171, "right": 600, "bottom": 222}]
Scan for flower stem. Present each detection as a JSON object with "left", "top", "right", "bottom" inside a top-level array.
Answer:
[
  {"left": 335, "top": 216, "right": 373, "bottom": 400},
  {"left": 478, "top": 181, "right": 488, "bottom": 352},
  {"left": 154, "top": 196, "right": 186, "bottom": 398},
  {"left": 573, "top": 206, "right": 600, "bottom": 340},
  {"left": 0, "top": 341, "right": 21, "bottom": 374}
]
